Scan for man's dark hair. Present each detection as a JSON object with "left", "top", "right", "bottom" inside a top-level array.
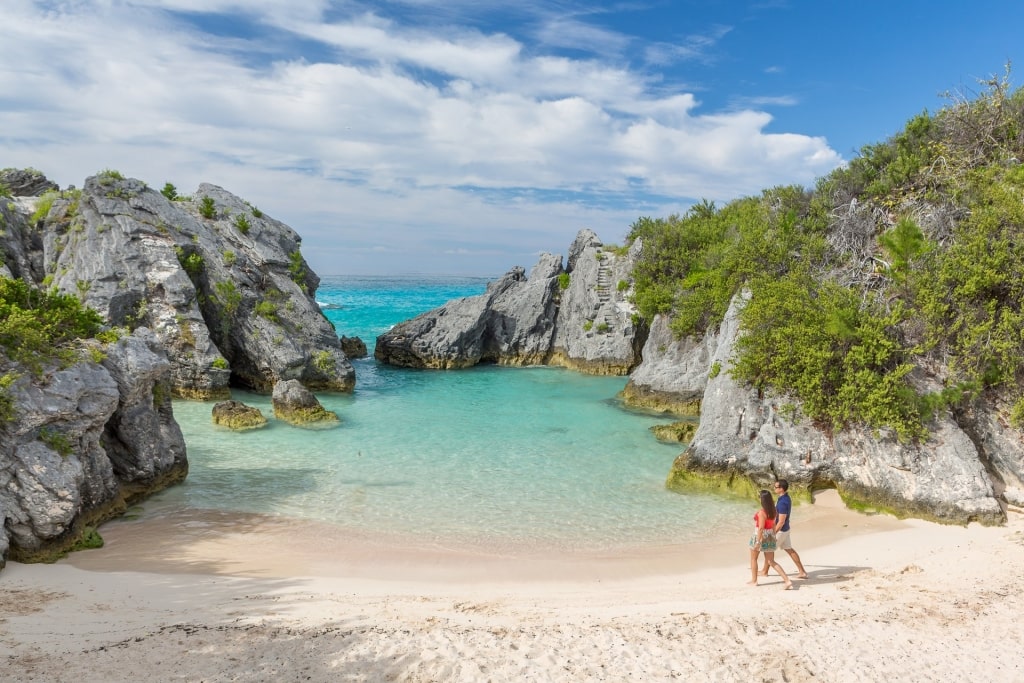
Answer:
[{"left": 776, "top": 478, "right": 790, "bottom": 492}]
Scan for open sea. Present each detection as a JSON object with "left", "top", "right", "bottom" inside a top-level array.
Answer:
[{"left": 150, "top": 275, "right": 750, "bottom": 555}]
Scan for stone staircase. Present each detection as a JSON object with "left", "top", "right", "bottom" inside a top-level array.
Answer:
[{"left": 593, "top": 255, "right": 615, "bottom": 332}]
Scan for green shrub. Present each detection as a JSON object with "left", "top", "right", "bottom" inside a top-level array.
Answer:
[
  {"left": 39, "top": 427, "right": 73, "bottom": 457},
  {"left": 161, "top": 182, "right": 178, "bottom": 200},
  {"left": 176, "top": 248, "right": 204, "bottom": 277},
  {"left": 288, "top": 250, "right": 307, "bottom": 289},
  {"left": 31, "top": 190, "right": 59, "bottom": 223},
  {"left": 199, "top": 196, "right": 216, "bottom": 219},
  {"left": 0, "top": 371, "right": 19, "bottom": 423},
  {"left": 212, "top": 357, "right": 229, "bottom": 370},
  {"left": 222, "top": 250, "right": 236, "bottom": 266},
  {"left": 254, "top": 300, "right": 278, "bottom": 321},
  {"left": 313, "top": 350, "right": 334, "bottom": 374},
  {"left": 558, "top": 272, "right": 570, "bottom": 290},
  {"left": 1010, "top": 397, "right": 1024, "bottom": 429},
  {"left": 233, "top": 214, "right": 251, "bottom": 234},
  {"left": 95, "top": 328, "right": 121, "bottom": 344},
  {"left": 731, "top": 272, "right": 923, "bottom": 441},
  {"left": 0, "top": 277, "right": 104, "bottom": 374},
  {"left": 213, "top": 280, "right": 241, "bottom": 337},
  {"left": 97, "top": 168, "right": 124, "bottom": 183}
]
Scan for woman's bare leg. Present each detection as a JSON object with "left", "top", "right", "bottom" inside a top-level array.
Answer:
[
  {"left": 765, "top": 552, "right": 793, "bottom": 589},
  {"left": 747, "top": 549, "right": 760, "bottom": 585}
]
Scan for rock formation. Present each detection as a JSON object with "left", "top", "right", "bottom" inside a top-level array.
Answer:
[
  {"left": 272, "top": 379, "right": 339, "bottom": 426},
  {"left": 0, "top": 168, "right": 354, "bottom": 570},
  {"left": 0, "top": 329, "right": 187, "bottom": 566},
  {"left": 632, "top": 292, "right": 1016, "bottom": 525},
  {"left": 1, "top": 171, "right": 354, "bottom": 399},
  {"left": 375, "top": 229, "right": 644, "bottom": 374},
  {"left": 212, "top": 400, "right": 268, "bottom": 430}
]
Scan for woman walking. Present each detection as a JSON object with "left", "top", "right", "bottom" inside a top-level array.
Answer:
[{"left": 747, "top": 489, "right": 793, "bottom": 589}]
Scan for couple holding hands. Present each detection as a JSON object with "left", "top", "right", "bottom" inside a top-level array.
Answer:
[{"left": 748, "top": 478, "right": 808, "bottom": 589}]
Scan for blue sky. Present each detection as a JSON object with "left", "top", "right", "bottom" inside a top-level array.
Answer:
[{"left": 3, "top": 1, "right": 1022, "bottom": 277}]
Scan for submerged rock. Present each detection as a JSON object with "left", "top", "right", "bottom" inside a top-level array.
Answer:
[
  {"left": 650, "top": 421, "right": 698, "bottom": 444},
  {"left": 340, "top": 335, "right": 368, "bottom": 359},
  {"left": 271, "top": 379, "right": 339, "bottom": 427},
  {"left": 212, "top": 400, "right": 267, "bottom": 430}
]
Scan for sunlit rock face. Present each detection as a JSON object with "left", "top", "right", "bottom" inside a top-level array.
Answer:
[{"left": 375, "top": 229, "right": 644, "bottom": 374}]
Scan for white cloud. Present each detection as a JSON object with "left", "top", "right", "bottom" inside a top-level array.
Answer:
[{"left": 0, "top": 1, "right": 843, "bottom": 276}]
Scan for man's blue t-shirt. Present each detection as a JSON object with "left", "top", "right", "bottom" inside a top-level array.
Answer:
[{"left": 776, "top": 493, "right": 792, "bottom": 532}]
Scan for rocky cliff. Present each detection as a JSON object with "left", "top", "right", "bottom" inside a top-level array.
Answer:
[
  {"left": 0, "top": 329, "right": 187, "bottom": 567},
  {"left": 0, "top": 168, "right": 354, "bottom": 568},
  {"left": 630, "top": 292, "right": 1020, "bottom": 525},
  {"left": 1, "top": 169, "right": 354, "bottom": 399},
  {"left": 375, "top": 229, "right": 645, "bottom": 374}
]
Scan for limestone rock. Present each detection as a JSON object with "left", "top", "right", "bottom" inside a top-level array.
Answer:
[
  {"left": 340, "top": 335, "right": 368, "bottom": 359},
  {"left": 212, "top": 400, "right": 268, "bottom": 430},
  {"left": 548, "top": 231, "right": 644, "bottom": 375},
  {"left": 620, "top": 313, "right": 717, "bottom": 414},
  {"left": 0, "top": 329, "right": 187, "bottom": 567},
  {"left": 0, "top": 193, "right": 43, "bottom": 282},
  {"left": 664, "top": 292, "right": 1004, "bottom": 525},
  {"left": 272, "top": 379, "right": 339, "bottom": 427},
  {"left": 0, "top": 168, "right": 59, "bottom": 197},
  {"left": 15, "top": 173, "right": 354, "bottom": 398},
  {"left": 375, "top": 229, "right": 644, "bottom": 374},
  {"left": 376, "top": 256, "right": 561, "bottom": 368}
]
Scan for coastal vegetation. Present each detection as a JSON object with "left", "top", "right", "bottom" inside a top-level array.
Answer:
[
  {"left": 629, "top": 68, "right": 1024, "bottom": 442},
  {"left": 0, "top": 276, "right": 105, "bottom": 376},
  {"left": 199, "top": 196, "right": 217, "bottom": 219}
]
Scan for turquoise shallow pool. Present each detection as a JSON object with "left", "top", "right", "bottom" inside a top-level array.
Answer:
[{"left": 145, "top": 275, "right": 749, "bottom": 553}]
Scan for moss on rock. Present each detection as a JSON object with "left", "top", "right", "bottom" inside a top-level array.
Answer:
[{"left": 650, "top": 421, "right": 698, "bottom": 443}]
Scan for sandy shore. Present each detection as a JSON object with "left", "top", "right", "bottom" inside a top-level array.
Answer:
[{"left": 2, "top": 491, "right": 1023, "bottom": 682}]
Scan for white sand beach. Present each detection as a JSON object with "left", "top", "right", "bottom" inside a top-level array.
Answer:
[{"left": 2, "top": 491, "right": 1023, "bottom": 682}]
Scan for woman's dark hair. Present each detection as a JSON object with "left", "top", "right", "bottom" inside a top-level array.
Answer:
[{"left": 759, "top": 490, "right": 777, "bottom": 520}]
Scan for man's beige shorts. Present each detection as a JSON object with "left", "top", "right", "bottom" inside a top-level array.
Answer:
[{"left": 776, "top": 529, "right": 793, "bottom": 550}]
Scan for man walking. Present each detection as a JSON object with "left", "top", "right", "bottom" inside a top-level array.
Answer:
[{"left": 761, "top": 479, "right": 808, "bottom": 579}]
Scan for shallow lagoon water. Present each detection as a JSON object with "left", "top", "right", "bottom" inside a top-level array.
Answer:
[{"left": 151, "top": 275, "right": 749, "bottom": 553}]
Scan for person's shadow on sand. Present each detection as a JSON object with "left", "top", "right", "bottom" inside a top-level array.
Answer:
[{"left": 787, "top": 565, "right": 868, "bottom": 587}]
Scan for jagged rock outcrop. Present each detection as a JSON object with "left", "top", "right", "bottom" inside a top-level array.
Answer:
[
  {"left": 619, "top": 313, "right": 717, "bottom": 415},
  {"left": 548, "top": 230, "right": 645, "bottom": 374},
  {"left": 375, "top": 229, "right": 644, "bottom": 373},
  {"left": 340, "top": 335, "right": 368, "bottom": 359},
  {"left": 660, "top": 292, "right": 1008, "bottom": 525},
  {"left": 271, "top": 379, "right": 339, "bottom": 426},
  {"left": 0, "top": 168, "right": 58, "bottom": 197},
  {"left": 0, "top": 168, "right": 360, "bottom": 571},
  {"left": 211, "top": 400, "right": 268, "bottom": 430},
  {"left": 375, "top": 256, "right": 561, "bottom": 368},
  {"left": 1, "top": 172, "right": 354, "bottom": 399},
  {"left": 0, "top": 329, "right": 187, "bottom": 567}
]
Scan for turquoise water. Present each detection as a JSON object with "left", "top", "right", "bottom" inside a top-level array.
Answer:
[{"left": 156, "top": 275, "right": 749, "bottom": 553}]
